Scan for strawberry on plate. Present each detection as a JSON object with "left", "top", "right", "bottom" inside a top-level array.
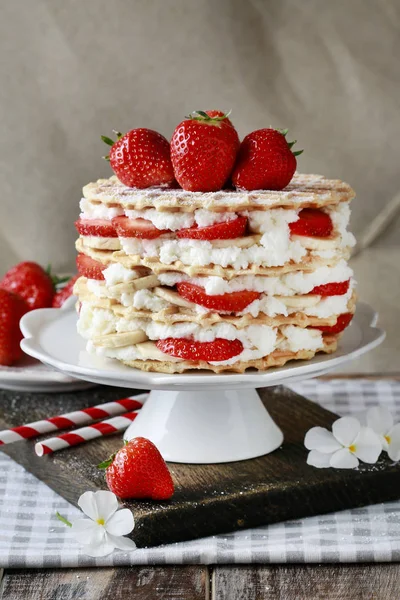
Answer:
[
  {"left": 52, "top": 275, "right": 79, "bottom": 308},
  {"left": 0, "top": 262, "right": 55, "bottom": 310},
  {"left": 177, "top": 282, "right": 260, "bottom": 312},
  {"left": 289, "top": 208, "right": 333, "bottom": 238},
  {"left": 170, "top": 110, "right": 240, "bottom": 192},
  {"left": 232, "top": 128, "right": 302, "bottom": 191},
  {"left": 311, "top": 312, "right": 354, "bottom": 335},
  {"left": 176, "top": 216, "right": 247, "bottom": 240},
  {"left": 112, "top": 216, "right": 170, "bottom": 239},
  {"left": 99, "top": 437, "right": 174, "bottom": 500},
  {"left": 75, "top": 219, "right": 118, "bottom": 237},
  {"left": 76, "top": 254, "right": 105, "bottom": 280},
  {"left": 0, "top": 289, "right": 28, "bottom": 365},
  {"left": 157, "top": 337, "right": 243, "bottom": 361},
  {"left": 102, "top": 128, "right": 175, "bottom": 189},
  {"left": 310, "top": 280, "right": 350, "bottom": 296}
]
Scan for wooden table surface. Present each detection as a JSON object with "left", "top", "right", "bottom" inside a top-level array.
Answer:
[{"left": 1, "top": 374, "right": 399, "bottom": 599}]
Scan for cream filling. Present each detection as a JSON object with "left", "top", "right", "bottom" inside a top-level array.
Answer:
[{"left": 79, "top": 303, "right": 324, "bottom": 365}]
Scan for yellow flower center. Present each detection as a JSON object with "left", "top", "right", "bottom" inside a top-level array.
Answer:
[
  {"left": 96, "top": 518, "right": 105, "bottom": 526},
  {"left": 384, "top": 434, "right": 391, "bottom": 444},
  {"left": 348, "top": 444, "right": 356, "bottom": 453}
]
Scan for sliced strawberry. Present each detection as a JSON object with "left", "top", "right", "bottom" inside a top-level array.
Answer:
[
  {"left": 311, "top": 312, "right": 354, "bottom": 335},
  {"left": 75, "top": 219, "right": 118, "bottom": 238},
  {"left": 177, "top": 282, "right": 260, "bottom": 312},
  {"left": 289, "top": 209, "right": 333, "bottom": 238},
  {"left": 112, "top": 216, "right": 170, "bottom": 239},
  {"left": 76, "top": 254, "right": 105, "bottom": 280},
  {"left": 176, "top": 216, "right": 247, "bottom": 240},
  {"left": 156, "top": 337, "right": 243, "bottom": 361},
  {"left": 310, "top": 280, "right": 350, "bottom": 296}
]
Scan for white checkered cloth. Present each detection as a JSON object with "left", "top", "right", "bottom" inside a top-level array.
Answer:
[{"left": 1, "top": 379, "right": 400, "bottom": 568}]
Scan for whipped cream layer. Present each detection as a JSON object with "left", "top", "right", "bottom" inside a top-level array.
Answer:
[
  {"left": 79, "top": 303, "right": 324, "bottom": 366},
  {"left": 79, "top": 204, "right": 355, "bottom": 269}
]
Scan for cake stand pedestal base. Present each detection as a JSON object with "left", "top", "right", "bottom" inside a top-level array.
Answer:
[{"left": 124, "top": 388, "right": 284, "bottom": 463}]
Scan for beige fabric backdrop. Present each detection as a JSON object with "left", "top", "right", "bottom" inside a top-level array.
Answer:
[{"left": 0, "top": 0, "right": 399, "bottom": 370}]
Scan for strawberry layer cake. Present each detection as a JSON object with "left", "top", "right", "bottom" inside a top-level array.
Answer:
[{"left": 73, "top": 112, "right": 356, "bottom": 373}]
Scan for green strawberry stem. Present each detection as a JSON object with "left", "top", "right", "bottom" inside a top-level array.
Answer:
[
  {"left": 277, "top": 128, "right": 303, "bottom": 157},
  {"left": 187, "top": 110, "right": 232, "bottom": 123},
  {"left": 101, "top": 135, "right": 115, "bottom": 147},
  {"left": 97, "top": 452, "right": 117, "bottom": 470},
  {"left": 45, "top": 265, "right": 71, "bottom": 289},
  {"left": 56, "top": 512, "right": 72, "bottom": 527}
]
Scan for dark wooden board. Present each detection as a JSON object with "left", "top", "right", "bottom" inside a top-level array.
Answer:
[{"left": 1, "top": 385, "right": 400, "bottom": 548}]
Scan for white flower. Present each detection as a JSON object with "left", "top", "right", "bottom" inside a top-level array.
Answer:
[
  {"left": 305, "top": 416, "right": 382, "bottom": 469},
  {"left": 69, "top": 490, "right": 136, "bottom": 557},
  {"left": 366, "top": 406, "right": 400, "bottom": 462}
]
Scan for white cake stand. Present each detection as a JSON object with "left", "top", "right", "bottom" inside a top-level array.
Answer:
[{"left": 20, "top": 301, "right": 385, "bottom": 464}]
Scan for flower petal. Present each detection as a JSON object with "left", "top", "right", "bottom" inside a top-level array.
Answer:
[
  {"left": 332, "top": 417, "right": 360, "bottom": 447},
  {"left": 306, "top": 450, "right": 332, "bottom": 468},
  {"left": 107, "top": 533, "right": 137, "bottom": 552},
  {"left": 353, "top": 427, "right": 382, "bottom": 464},
  {"left": 78, "top": 491, "right": 99, "bottom": 520},
  {"left": 106, "top": 509, "right": 135, "bottom": 536},
  {"left": 94, "top": 490, "right": 119, "bottom": 523},
  {"left": 330, "top": 447, "right": 359, "bottom": 469},
  {"left": 387, "top": 424, "right": 400, "bottom": 461},
  {"left": 71, "top": 519, "right": 106, "bottom": 546},
  {"left": 304, "top": 427, "right": 342, "bottom": 453},
  {"left": 366, "top": 406, "right": 393, "bottom": 435},
  {"left": 80, "top": 540, "right": 116, "bottom": 557}
]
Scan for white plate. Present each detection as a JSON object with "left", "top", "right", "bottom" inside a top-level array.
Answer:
[{"left": 20, "top": 302, "right": 385, "bottom": 392}]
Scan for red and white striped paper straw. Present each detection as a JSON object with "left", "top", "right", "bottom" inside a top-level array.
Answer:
[
  {"left": 0, "top": 394, "right": 147, "bottom": 446},
  {"left": 35, "top": 410, "right": 140, "bottom": 456}
]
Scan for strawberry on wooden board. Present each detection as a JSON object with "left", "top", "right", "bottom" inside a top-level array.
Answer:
[
  {"left": 177, "top": 282, "right": 260, "bottom": 312},
  {"left": 232, "top": 128, "right": 302, "bottom": 191},
  {"left": 311, "top": 312, "right": 354, "bottom": 335},
  {"left": 0, "top": 262, "right": 55, "bottom": 310},
  {"left": 176, "top": 216, "right": 247, "bottom": 240},
  {"left": 157, "top": 337, "right": 244, "bottom": 361},
  {"left": 170, "top": 110, "right": 240, "bottom": 192},
  {"left": 0, "top": 289, "right": 28, "bottom": 366},
  {"left": 102, "top": 128, "right": 175, "bottom": 189},
  {"left": 310, "top": 280, "right": 350, "bottom": 297},
  {"left": 75, "top": 219, "right": 118, "bottom": 238},
  {"left": 289, "top": 209, "right": 333, "bottom": 238},
  {"left": 76, "top": 254, "right": 105, "bottom": 280},
  {"left": 52, "top": 275, "right": 79, "bottom": 308},
  {"left": 112, "top": 216, "right": 170, "bottom": 239},
  {"left": 99, "top": 437, "right": 174, "bottom": 500}
]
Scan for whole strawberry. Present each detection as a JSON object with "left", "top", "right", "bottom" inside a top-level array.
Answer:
[
  {"left": 0, "top": 289, "right": 28, "bottom": 365},
  {"left": 52, "top": 275, "right": 79, "bottom": 308},
  {"left": 232, "top": 128, "right": 302, "bottom": 191},
  {"left": 102, "top": 128, "right": 175, "bottom": 189},
  {"left": 170, "top": 110, "right": 240, "bottom": 192},
  {"left": 99, "top": 437, "right": 174, "bottom": 500},
  {"left": 0, "top": 262, "right": 55, "bottom": 310}
]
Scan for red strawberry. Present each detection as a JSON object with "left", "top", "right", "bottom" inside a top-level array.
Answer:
[
  {"left": 177, "top": 282, "right": 260, "bottom": 312},
  {"left": 170, "top": 110, "right": 240, "bottom": 192},
  {"left": 310, "top": 280, "right": 350, "bottom": 296},
  {"left": 311, "top": 312, "right": 354, "bottom": 335},
  {"left": 176, "top": 216, "right": 247, "bottom": 240},
  {"left": 232, "top": 128, "right": 302, "bottom": 191},
  {"left": 0, "top": 262, "right": 55, "bottom": 310},
  {"left": 103, "top": 128, "right": 175, "bottom": 189},
  {"left": 52, "top": 275, "right": 79, "bottom": 308},
  {"left": 0, "top": 289, "right": 28, "bottom": 365},
  {"left": 76, "top": 254, "right": 105, "bottom": 280},
  {"left": 157, "top": 337, "right": 243, "bottom": 361},
  {"left": 112, "top": 216, "right": 170, "bottom": 239},
  {"left": 75, "top": 219, "right": 118, "bottom": 237},
  {"left": 100, "top": 437, "right": 174, "bottom": 500},
  {"left": 289, "top": 209, "right": 333, "bottom": 238}
]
